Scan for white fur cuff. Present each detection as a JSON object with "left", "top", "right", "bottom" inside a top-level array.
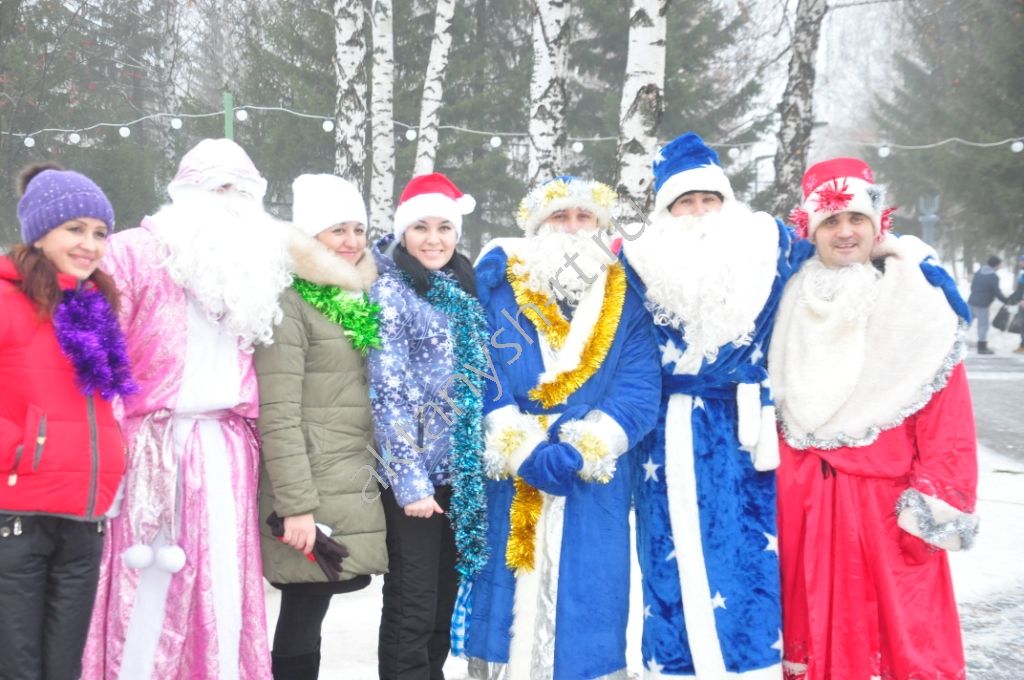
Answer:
[
  {"left": 752, "top": 405, "right": 780, "bottom": 471},
  {"left": 559, "top": 410, "right": 629, "bottom": 483},
  {"left": 482, "top": 405, "right": 547, "bottom": 480},
  {"left": 896, "top": 487, "right": 978, "bottom": 551},
  {"left": 736, "top": 382, "right": 762, "bottom": 448}
]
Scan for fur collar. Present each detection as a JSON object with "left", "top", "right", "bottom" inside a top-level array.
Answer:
[
  {"left": 770, "top": 235, "right": 963, "bottom": 449},
  {"left": 286, "top": 225, "right": 378, "bottom": 292}
]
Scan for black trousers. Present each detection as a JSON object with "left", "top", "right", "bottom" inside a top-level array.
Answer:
[
  {"left": 0, "top": 514, "right": 104, "bottom": 680},
  {"left": 273, "top": 589, "right": 333, "bottom": 657},
  {"left": 378, "top": 486, "right": 458, "bottom": 680}
]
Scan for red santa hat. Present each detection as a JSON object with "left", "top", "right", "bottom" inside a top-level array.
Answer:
[
  {"left": 790, "top": 157, "right": 895, "bottom": 240},
  {"left": 393, "top": 173, "right": 475, "bottom": 242}
]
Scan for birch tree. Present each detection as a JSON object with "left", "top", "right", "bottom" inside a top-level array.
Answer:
[
  {"left": 370, "top": 0, "right": 395, "bottom": 236},
  {"left": 412, "top": 0, "right": 457, "bottom": 176},
  {"left": 334, "top": 0, "right": 368, "bottom": 189},
  {"left": 528, "top": 0, "right": 570, "bottom": 186},
  {"left": 615, "top": 0, "right": 666, "bottom": 212},
  {"left": 770, "top": 0, "right": 828, "bottom": 216}
]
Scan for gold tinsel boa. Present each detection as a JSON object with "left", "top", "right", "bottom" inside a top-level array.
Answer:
[
  {"left": 528, "top": 263, "right": 627, "bottom": 408},
  {"left": 506, "top": 255, "right": 570, "bottom": 349},
  {"left": 505, "top": 476, "right": 545, "bottom": 571}
]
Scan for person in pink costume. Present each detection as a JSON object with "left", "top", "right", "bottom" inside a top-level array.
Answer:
[{"left": 82, "top": 139, "right": 296, "bottom": 680}]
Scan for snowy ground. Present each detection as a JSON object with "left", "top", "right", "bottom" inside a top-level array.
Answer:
[{"left": 267, "top": 319, "right": 1024, "bottom": 679}]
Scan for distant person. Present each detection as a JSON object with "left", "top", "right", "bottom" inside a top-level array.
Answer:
[{"left": 967, "top": 254, "right": 1009, "bottom": 354}]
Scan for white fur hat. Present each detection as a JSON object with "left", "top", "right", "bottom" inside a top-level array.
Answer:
[{"left": 291, "top": 173, "right": 367, "bottom": 238}]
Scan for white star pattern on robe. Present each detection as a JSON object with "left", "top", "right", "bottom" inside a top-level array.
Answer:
[
  {"left": 711, "top": 591, "right": 727, "bottom": 610},
  {"left": 644, "top": 605, "right": 653, "bottom": 620},
  {"left": 764, "top": 532, "right": 779, "bottom": 554},
  {"left": 642, "top": 457, "right": 661, "bottom": 482},
  {"left": 693, "top": 397, "right": 705, "bottom": 410},
  {"left": 646, "top": 658, "right": 664, "bottom": 673},
  {"left": 749, "top": 342, "right": 764, "bottom": 364},
  {"left": 666, "top": 548, "right": 677, "bottom": 562},
  {"left": 660, "top": 338, "right": 685, "bottom": 368},
  {"left": 772, "top": 629, "right": 783, "bottom": 651}
]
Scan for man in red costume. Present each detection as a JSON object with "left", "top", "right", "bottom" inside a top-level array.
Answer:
[{"left": 771, "top": 157, "right": 979, "bottom": 680}]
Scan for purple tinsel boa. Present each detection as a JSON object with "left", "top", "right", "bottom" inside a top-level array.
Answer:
[{"left": 52, "top": 287, "right": 138, "bottom": 400}]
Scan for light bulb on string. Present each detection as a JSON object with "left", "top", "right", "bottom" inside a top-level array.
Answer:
[
  {"left": 405, "top": 129, "right": 418, "bottom": 141},
  {"left": 68, "top": 132, "right": 81, "bottom": 145},
  {"left": 489, "top": 136, "right": 501, "bottom": 148},
  {"left": 727, "top": 147, "right": 741, "bottom": 160},
  {"left": 118, "top": 126, "right": 131, "bottom": 138},
  {"left": 23, "top": 136, "right": 35, "bottom": 148},
  {"left": 1011, "top": 140, "right": 1023, "bottom": 153},
  {"left": 170, "top": 117, "right": 183, "bottom": 129},
  {"left": 235, "top": 109, "right": 249, "bottom": 122},
  {"left": 571, "top": 141, "right": 584, "bottom": 153},
  {"left": 877, "top": 145, "right": 891, "bottom": 158},
  {"left": 322, "top": 119, "right": 335, "bottom": 132}
]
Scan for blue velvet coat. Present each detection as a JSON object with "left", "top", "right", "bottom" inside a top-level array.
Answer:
[
  {"left": 623, "top": 220, "right": 813, "bottom": 678},
  {"left": 463, "top": 244, "right": 661, "bottom": 679}
]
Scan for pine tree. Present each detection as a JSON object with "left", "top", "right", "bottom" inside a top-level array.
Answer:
[{"left": 875, "top": 0, "right": 1023, "bottom": 258}]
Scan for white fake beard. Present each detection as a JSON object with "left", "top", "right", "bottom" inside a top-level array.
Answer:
[
  {"left": 518, "top": 227, "right": 616, "bottom": 305},
  {"left": 796, "top": 258, "right": 881, "bottom": 324},
  {"left": 148, "top": 189, "right": 291, "bottom": 349},
  {"left": 626, "top": 202, "right": 777, "bottom": 367}
]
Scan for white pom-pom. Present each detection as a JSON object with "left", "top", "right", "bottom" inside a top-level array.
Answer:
[
  {"left": 123, "top": 544, "right": 154, "bottom": 569},
  {"left": 456, "top": 193, "right": 476, "bottom": 215},
  {"left": 156, "top": 545, "right": 187, "bottom": 573}
]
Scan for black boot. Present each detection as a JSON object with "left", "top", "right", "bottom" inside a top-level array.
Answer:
[
  {"left": 978, "top": 340, "right": 994, "bottom": 355},
  {"left": 271, "top": 641, "right": 321, "bottom": 680}
]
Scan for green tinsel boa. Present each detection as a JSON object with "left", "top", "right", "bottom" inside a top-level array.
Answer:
[{"left": 292, "top": 277, "right": 382, "bottom": 354}]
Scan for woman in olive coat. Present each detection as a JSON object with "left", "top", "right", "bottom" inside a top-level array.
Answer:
[{"left": 254, "top": 174, "right": 388, "bottom": 680}]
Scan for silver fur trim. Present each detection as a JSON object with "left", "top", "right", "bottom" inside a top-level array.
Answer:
[
  {"left": 466, "top": 657, "right": 628, "bottom": 680},
  {"left": 781, "top": 321, "right": 967, "bottom": 450},
  {"left": 895, "top": 487, "right": 978, "bottom": 550}
]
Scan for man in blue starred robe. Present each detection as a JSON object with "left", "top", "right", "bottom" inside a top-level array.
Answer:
[
  {"left": 620, "top": 132, "right": 813, "bottom": 678},
  {"left": 458, "top": 176, "right": 661, "bottom": 679}
]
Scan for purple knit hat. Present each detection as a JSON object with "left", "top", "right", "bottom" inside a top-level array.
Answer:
[{"left": 17, "top": 169, "right": 116, "bottom": 244}]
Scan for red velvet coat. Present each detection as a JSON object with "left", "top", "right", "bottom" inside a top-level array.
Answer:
[{"left": 0, "top": 256, "right": 125, "bottom": 519}]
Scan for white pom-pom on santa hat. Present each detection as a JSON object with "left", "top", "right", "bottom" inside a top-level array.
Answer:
[
  {"left": 123, "top": 543, "right": 155, "bottom": 570},
  {"left": 393, "top": 172, "right": 475, "bottom": 243},
  {"left": 156, "top": 545, "right": 187, "bottom": 573}
]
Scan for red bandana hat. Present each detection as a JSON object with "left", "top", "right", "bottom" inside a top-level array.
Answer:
[
  {"left": 789, "top": 157, "right": 895, "bottom": 240},
  {"left": 393, "top": 173, "right": 476, "bottom": 242}
]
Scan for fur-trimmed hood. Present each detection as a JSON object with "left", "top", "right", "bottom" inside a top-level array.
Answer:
[{"left": 286, "top": 225, "right": 377, "bottom": 292}]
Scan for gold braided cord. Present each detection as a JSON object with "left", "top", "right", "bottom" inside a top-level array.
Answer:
[
  {"left": 505, "top": 477, "right": 544, "bottom": 571},
  {"left": 506, "top": 255, "right": 570, "bottom": 349},
  {"left": 528, "top": 263, "right": 627, "bottom": 409}
]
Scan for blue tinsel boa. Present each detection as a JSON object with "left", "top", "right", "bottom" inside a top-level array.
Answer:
[{"left": 423, "top": 272, "right": 490, "bottom": 577}]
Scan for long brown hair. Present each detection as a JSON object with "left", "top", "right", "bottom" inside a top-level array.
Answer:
[{"left": 8, "top": 244, "right": 120, "bottom": 318}]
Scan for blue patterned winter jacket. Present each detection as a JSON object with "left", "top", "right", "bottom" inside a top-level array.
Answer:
[{"left": 368, "top": 235, "right": 460, "bottom": 506}]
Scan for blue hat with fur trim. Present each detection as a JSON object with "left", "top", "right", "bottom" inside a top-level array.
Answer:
[{"left": 652, "top": 132, "right": 735, "bottom": 215}]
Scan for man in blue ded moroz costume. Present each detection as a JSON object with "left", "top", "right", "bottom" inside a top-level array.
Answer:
[
  {"left": 620, "top": 132, "right": 814, "bottom": 678},
  {"left": 459, "top": 176, "right": 661, "bottom": 679}
]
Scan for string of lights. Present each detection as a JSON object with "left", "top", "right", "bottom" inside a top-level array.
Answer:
[{"left": 3, "top": 104, "right": 1022, "bottom": 155}]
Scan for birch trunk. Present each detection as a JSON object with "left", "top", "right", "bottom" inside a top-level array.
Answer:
[
  {"left": 770, "top": 0, "right": 828, "bottom": 216},
  {"left": 370, "top": 0, "right": 395, "bottom": 237},
  {"left": 412, "top": 0, "right": 457, "bottom": 176},
  {"left": 615, "top": 0, "right": 666, "bottom": 213},
  {"left": 527, "top": 0, "right": 570, "bottom": 187},
  {"left": 154, "top": 1, "right": 183, "bottom": 186},
  {"left": 334, "top": 0, "right": 368, "bottom": 190}
]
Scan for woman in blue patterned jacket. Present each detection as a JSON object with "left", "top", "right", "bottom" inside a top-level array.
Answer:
[{"left": 369, "top": 173, "right": 491, "bottom": 680}]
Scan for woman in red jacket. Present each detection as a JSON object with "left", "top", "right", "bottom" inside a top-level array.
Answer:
[{"left": 0, "top": 162, "right": 135, "bottom": 680}]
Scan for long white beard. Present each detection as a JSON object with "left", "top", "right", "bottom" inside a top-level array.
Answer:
[
  {"left": 148, "top": 190, "right": 291, "bottom": 349},
  {"left": 518, "top": 228, "right": 615, "bottom": 306},
  {"left": 796, "top": 258, "right": 882, "bottom": 323},
  {"left": 625, "top": 202, "right": 778, "bottom": 370}
]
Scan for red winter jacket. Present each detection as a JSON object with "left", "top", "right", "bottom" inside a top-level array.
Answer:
[{"left": 0, "top": 256, "right": 126, "bottom": 520}]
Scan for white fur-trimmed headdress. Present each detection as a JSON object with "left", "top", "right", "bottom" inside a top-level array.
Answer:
[
  {"left": 515, "top": 175, "right": 617, "bottom": 236},
  {"left": 393, "top": 172, "right": 475, "bottom": 242},
  {"left": 789, "top": 157, "right": 895, "bottom": 240},
  {"left": 652, "top": 132, "right": 736, "bottom": 216}
]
